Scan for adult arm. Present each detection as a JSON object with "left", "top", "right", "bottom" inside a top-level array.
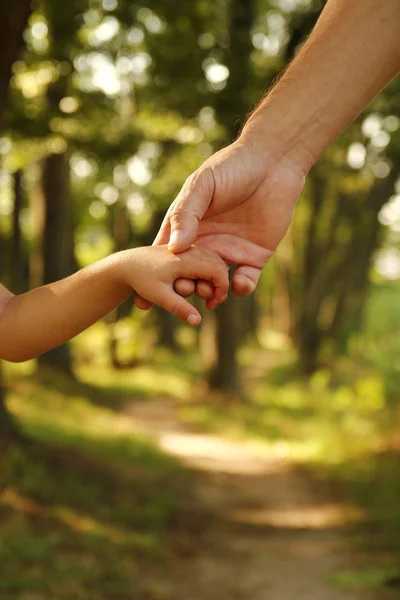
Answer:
[
  {"left": 147, "top": 0, "right": 400, "bottom": 303},
  {"left": 242, "top": 0, "right": 400, "bottom": 172}
]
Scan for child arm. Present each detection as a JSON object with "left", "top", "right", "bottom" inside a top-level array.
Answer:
[
  {"left": 0, "top": 245, "right": 228, "bottom": 363},
  {"left": 0, "top": 256, "right": 132, "bottom": 362}
]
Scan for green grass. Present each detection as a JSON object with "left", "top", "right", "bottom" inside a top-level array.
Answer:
[
  {"left": 7, "top": 370, "right": 180, "bottom": 472},
  {"left": 1, "top": 448, "right": 175, "bottom": 599},
  {"left": 1, "top": 368, "right": 184, "bottom": 600},
  {"left": 2, "top": 281, "right": 399, "bottom": 596},
  {"left": 178, "top": 283, "right": 400, "bottom": 591},
  {"left": 180, "top": 362, "right": 389, "bottom": 462},
  {"left": 330, "top": 566, "right": 400, "bottom": 589},
  {"left": 359, "top": 283, "right": 400, "bottom": 403}
]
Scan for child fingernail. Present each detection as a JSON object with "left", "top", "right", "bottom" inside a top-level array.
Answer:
[{"left": 187, "top": 314, "right": 200, "bottom": 326}]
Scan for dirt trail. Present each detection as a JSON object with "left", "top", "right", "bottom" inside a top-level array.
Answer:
[{"left": 127, "top": 399, "right": 381, "bottom": 600}]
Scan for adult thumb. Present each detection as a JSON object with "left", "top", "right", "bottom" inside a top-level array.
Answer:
[{"left": 168, "top": 167, "right": 214, "bottom": 253}]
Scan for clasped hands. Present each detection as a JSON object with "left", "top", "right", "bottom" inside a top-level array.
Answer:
[{"left": 134, "top": 139, "right": 306, "bottom": 315}]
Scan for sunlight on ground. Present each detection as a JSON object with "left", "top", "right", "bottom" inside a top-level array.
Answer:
[
  {"left": 77, "top": 362, "right": 191, "bottom": 399},
  {"left": 5, "top": 370, "right": 179, "bottom": 474},
  {"left": 159, "top": 431, "right": 275, "bottom": 474},
  {"left": 3, "top": 324, "right": 400, "bottom": 598},
  {"left": 229, "top": 504, "right": 362, "bottom": 529}
]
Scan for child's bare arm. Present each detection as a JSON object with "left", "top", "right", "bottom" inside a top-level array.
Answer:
[
  {"left": 0, "top": 257, "right": 133, "bottom": 363},
  {"left": 0, "top": 246, "right": 228, "bottom": 363}
]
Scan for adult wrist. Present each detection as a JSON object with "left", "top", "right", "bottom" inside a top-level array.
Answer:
[{"left": 239, "top": 108, "right": 318, "bottom": 178}]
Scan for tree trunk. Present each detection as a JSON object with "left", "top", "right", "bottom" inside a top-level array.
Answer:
[
  {"left": 328, "top": 170, "right": 399, "bottom": 344},
  {"left": 292, "top": 167, "right": 398, "bottom": 373},
  {"left": 0, "top": 365, "right": 25, "bottom": 447},
  {"left": 145, "top": 207, "right": 179, "bottom": 350},
  {"left": 240, "top": 294, "right": 259, "bottom": 339},
  {"left": 113, "top": 200, "right": 134, "bottom": 322},
  {"left": 155, "top": 308, "right": 179, "bottom": 351},
  {"left": 29, "top": 182, "right": 45, "bottom": 289},
  {"left": 0, "top": 0, "right": 31, "bottom": 129},
  {"left": 208, "top": 294, "right": 242, "bottom": 394},
  {"left": 0, "top": 0, "right": 31, "bottom": 445},
  {"left": 10, "top": 170, "right": 26, "bottom": 293},
  {"left": 207, "top": 0, "right": 256, "bottom": 394},
  {"left": 107, "top": 201, "right": 139, "bottom": 367},
  {"left": 38, "top": 153, "right": 74, "bottom": 375}
]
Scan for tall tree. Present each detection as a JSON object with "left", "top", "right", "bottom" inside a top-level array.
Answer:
[
  {"left": 36, "top": 0, "right": 80, "bottom": 374},
  {"left": 37, "top": 152, "right": 75, "bottom": 374},
  {"left": 10, "top": 170, "right": 26, "bottom": 294},
  {"left": 0, "top": 0, "right": 31, "bottom": 128},
  {"left": 207, "top": 0, "right": 256, "bottom": 394},
  {"left": 0, "top": 0, "right": 32, "bottom": 444},
  {"left": 290, "top": 163, "right": 400, "bottom": 373}
]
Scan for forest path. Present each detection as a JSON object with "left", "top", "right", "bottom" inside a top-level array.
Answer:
[{"left": 126, "top": 398, "right": 382, "bottom": 600}]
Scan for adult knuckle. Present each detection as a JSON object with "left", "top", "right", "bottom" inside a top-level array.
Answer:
[
  {"left": 220, "top": 264, "right": 229, "bottom": 279},
  {"left": 170, "top": 205, "right": 193, "bottom": 225}
]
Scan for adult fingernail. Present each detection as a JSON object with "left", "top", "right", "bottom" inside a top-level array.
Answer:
[{"left": 187, "top": 314, "right": 200, "bottom": 326}]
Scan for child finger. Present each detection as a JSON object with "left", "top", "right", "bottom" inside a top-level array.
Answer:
[
  {"left": 157, "top": 288, "right": 202, "bottom": 327},
  {"left": 134, "top": 293, "right": 153, "bottom": 310}
]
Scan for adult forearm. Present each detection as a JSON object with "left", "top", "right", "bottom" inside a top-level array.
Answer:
[
  {"left": 242, "top": 0, "right": 400, "bottom": 173},
  {"left": 0, "top": 256, "right": 131, "bottom": 362}
]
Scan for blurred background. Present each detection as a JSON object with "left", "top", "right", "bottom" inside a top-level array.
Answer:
[{"left": 1, "top": 0, "right": 400, "bottom": 598}]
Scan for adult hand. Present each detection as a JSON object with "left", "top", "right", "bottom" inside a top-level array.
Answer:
[
  {"left": 135, "top": 0, "right": 400, "bottom": 311},
  {"left": 135, "top": 138, "right": 307, "bottom": 310}
]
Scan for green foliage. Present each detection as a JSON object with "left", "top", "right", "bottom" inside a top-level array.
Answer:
[
  {"left": 0, "top": 0, "right": 400, "bottom": 595},
  {"left": 331, "top": 567, "right": 400, "bottom": 590},
  {"left": 1, "top": 276, "right": 399, "bottom": 594},
  {"left": 1, "top": 369, "right": 182, "bottom": 600},
  {"left": 360, "top": 283, "right": 400, "bottom": 402},
  {"left": 1, "top": 0, "right": 399, "bottom": 368}
]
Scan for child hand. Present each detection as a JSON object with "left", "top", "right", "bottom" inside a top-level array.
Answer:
[{"left": 117, "top": 245, "right": 229, "bottom": 326}]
